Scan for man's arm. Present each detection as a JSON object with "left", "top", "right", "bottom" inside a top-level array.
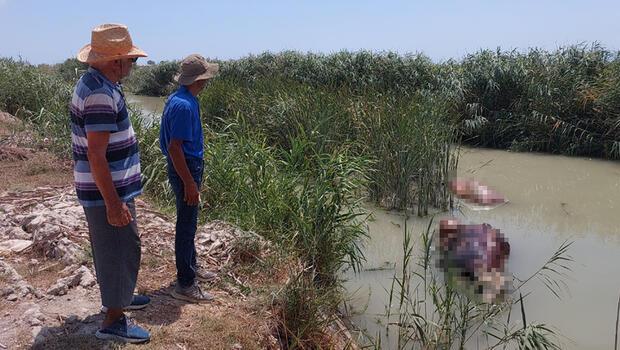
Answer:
[
  {"left": 87, "top": 131, "right": 133, "bottom": 226},
  {"left": 168, "top": 139, "right": 200, "bottom": 206}
]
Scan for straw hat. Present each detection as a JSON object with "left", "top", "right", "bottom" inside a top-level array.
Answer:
[
  {"left": 175, "top": 54, "right": 219, "bottom": 85},
  {"left": 77, "top": 23, "right": 147, "bottom": 63}
]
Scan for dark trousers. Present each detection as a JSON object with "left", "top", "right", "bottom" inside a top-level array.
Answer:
[
  {"left": 167, "top": 157, "right": 203, "bottom": 288},
  {"left": 83, "top": 200, "right": 140, "bottom": 308}
]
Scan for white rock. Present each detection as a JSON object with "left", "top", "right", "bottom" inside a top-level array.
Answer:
[
  {"left": 0, "top": 204, "right": 16, "bottom": 214},
  {"left": 56, "top": 240, "right": 84, "bottom": 265},
  {"left": 47, "top": 265, "right": 95, "bottom": 295},
  {"left": 32, "top": 325, "right": 51, "bottom": 343},
  {"left": 59, "top": 264, "right": 77, "bottom": 277},
  {"left": 46, "top": 283, "right": 68, "bottom": 296},
  {"left": 23, "top": 305, "right": 45, "bottom": 326},
  {"left": 31, "top": 325, "right": 42, "bottom": 338},
  {"left": 0, "top": 239, "right": 33, "bottom": 254},
  {"left": 22, "top": 215, "right": 47, "bottom": 232},
  {"left": 78, "top": 267, "right": 96, "bottom": 288},
  {"left": 5, "top": 227, "right": 31, "bottom": 240},
  {"left": 32, "top": 223, "right": 61, "bottom": 241},
  {"left": 0, "top": 260, "right": 38, "bottom": 300}
]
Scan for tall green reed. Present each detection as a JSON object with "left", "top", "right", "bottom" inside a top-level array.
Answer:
[
  {"left": 199, "top": 77, "right": 458, "bottom": 215},
  {"left": 458, "top": 44, "right": 620, "bottom": 159}
]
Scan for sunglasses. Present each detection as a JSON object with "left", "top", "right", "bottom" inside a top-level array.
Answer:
[{"left": 130, "top": 57, "right": 138, "bottom": 63}]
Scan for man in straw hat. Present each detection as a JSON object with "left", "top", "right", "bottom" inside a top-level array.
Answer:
[
  {"left": 71, "top": 23, "right": 150, "bottom": 343},
  {"left": 160, "top": 54, "right": 219, "bottom": 303}
]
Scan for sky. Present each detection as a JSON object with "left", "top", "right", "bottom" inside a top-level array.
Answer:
[{"left": 0, "top": 0, "right": 619, "bottom": 65}]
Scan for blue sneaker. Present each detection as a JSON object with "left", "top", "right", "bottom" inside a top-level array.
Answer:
[
  {"left": 95, "top": 315, "right": 150, "bottom": 343},
  {"left": 101, "top": 294, "right": 151, "bottom": 313}
]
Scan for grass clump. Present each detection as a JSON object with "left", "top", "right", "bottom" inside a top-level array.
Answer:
[{"left": 273, "top": 271, "right": 344, "bottom": 349}]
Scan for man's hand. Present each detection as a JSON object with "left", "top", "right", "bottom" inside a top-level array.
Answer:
[
  {"left": 106, "top": 201, "right": 133, "bottom": 227},
  {"left": 184, "top": 180, "right": 200, "bottom": 206}
]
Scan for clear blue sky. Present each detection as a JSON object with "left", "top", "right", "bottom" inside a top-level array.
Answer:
[{"left": 1, "top": 0, "right": 618, "bottom": 64}]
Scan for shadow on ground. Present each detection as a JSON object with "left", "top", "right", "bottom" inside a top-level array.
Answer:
[
  {"left": 130, "top": 285, "right": 187, "bottom": 327},
  {"left": 28, "top": 287, "right": 187, "bottom": 349}
]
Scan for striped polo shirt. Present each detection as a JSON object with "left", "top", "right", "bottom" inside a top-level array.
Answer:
[{"left": 69, "top": 67, "right": 142, "bottom": 207}]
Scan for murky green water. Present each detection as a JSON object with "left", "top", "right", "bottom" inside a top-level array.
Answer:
[
  {"left": 344, "top": 148, "right": 620, "bottom": 349},
  {"left": 126, "top": 94, "right": 165, "bottom": 122}
]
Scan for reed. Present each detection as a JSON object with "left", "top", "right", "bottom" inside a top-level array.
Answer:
[
  {"left": 458, "top": 44, "right": 620, "bottom": 159},
  {"left": 198, "top": 77, "right": 458, "bottom": 214}
]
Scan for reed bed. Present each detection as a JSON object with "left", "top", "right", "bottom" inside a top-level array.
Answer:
[
  {"left": 457, "top": 44, "right": 620, "bottom": 159},
  {"left": 125, "top": 45, "right": 620, "bottom": 160},
  {"left": 123, "top": 60, "right": 179, "bottom": 96},
  {"left": 199, "top": 77, "right": 458, "bottom": 214}
]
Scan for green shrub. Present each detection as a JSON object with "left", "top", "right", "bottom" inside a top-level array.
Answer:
[
  {"left": 55, "top": 58, "right": 88, "bottom": 83},
  {"left": 123, "top": 60, "right": 179, "bottom": 96}
]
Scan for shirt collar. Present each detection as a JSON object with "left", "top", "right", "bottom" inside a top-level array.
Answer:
[
  {"left": 178, "top": 86, "right": 197, "bottom": 102},
  {"left": 179, "top": 85, "right": 190, "bottom": 94},
  {"left": 88, "top": 67, "right": 120, "bottom": 90}
]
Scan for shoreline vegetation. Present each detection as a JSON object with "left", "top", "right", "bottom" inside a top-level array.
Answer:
[
  {"left": 0, "top": 44, "right": 612, "bottom": 348},
  {"left": 126, "top": 44, "right": 620, "bottom": 160}
]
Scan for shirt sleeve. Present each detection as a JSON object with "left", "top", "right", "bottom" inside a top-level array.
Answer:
[
  {"left": 169, "top": 101, "right": 193, "bottom": 141},
  {"left": 83, "top": 92, "right": 118, "bottom": 133}
]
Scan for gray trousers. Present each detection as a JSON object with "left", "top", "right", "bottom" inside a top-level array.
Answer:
[{"left": 83, "top": 200, "right": 140, "bottom": 309}]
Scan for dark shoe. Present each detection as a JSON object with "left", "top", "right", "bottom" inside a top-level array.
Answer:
[
  {"left": 195, "top": 265, "right": 217, "bottom": 282},
  {"left": 170, "top": 282, "right": 214, "bottom": 303},
  {"left": 101, "top": 294, "right": 151, "bottom": 313},
  {"left": 95, "top": 315, "right": 150, "bottom": 343}
]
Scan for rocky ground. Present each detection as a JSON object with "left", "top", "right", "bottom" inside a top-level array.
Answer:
[{"left": 0, "top": 184, "right": 285, "bottom": 350}]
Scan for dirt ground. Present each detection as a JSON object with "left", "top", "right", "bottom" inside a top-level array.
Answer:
[
  {"left": 0, "top": 112, "right": 357, "bottom": 350},
  {"left": 0, "top": 112, "right": 72, "bottom": 193}
]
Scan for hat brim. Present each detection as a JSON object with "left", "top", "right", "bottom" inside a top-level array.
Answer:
[
  {"left": 175, "top": 70, "right": 218, "bottom": 86},
  {"left": 77, "top": 44, "right": 148, "bottom": 63}
]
